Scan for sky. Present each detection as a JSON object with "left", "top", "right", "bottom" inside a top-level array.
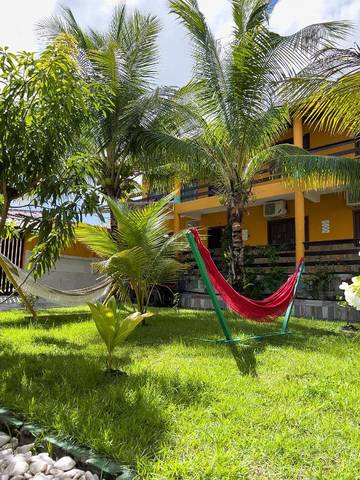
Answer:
[{"left": 0, "top": 0, "right": 359, "bottom": 87}]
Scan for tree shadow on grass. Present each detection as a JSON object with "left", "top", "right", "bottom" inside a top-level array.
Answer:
[
  {"left": 0, "top": 348, "right": 211, "bottom": 465},
  {"left": 0, "top": 313, "right": 91, "bottom": 330},
  {"left": 125, "top": 309, "right": 339, "bottom": 350},
  {"left": 32, "top": 336, "right": 87, "bottom": 351},
  {"left": 227, "top": 342, "right": 258, "bottom": 376}
]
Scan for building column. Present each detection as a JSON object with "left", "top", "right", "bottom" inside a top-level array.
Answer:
[
  {"left": 199, "top": 216, "right": 208, "bottom": 247},
  {"left": 293, "top": 117, "right": 305, "bottom": 262},
  {"left": 173, "top": 208, "right": 181, "bottom": 233},
  {"left": 173, "top": 178, "right": 182, "bottom": 233},
  {"left": 174, "top": 178, "right": 181, "bottom": 204}
]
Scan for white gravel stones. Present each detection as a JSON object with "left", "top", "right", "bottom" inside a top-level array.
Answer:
[
  {"left": 0, "top": 437, "right": 10, "bottom": 449},
  {"left": 30, "top": 455, "right": 53, "bottom": 467},
  {"left": 16, "top": 445, "right": 34, "bottom": 455},
  {"left": 53, "top": 458, "right": 75, "bottom": 472},
  {"left": 48, "top": 470, "right": 63, "bottom": 477},
  {"left": 84, "top": 471, "right": 95, "bottom": 480},
  {"left": 63, "top": 469, "right": 84, "bottom": 479},
  {"left": 30, "top": 461, "right": 49, "bottom": 475},
  {"left": 0, "top": 435, "right": 101, "bottom": 480},
  {"left": 4, "top": 458, "right": 29, "bottom": 476}
]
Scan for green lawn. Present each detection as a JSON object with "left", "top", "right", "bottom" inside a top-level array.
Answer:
[{"left": 0, "top": 307, "right": 359, "bottom": 479}]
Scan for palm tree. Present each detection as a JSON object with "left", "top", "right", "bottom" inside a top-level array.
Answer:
[
  {"left": 76, "top": 194, "right": 187, "bottom": 314},
  {"left": 39, "top": 5, "right": 193, "bottom": 232},
  {"left": 280, "top": 43, "right": 360, "bottom": 136},
  {"left": 169, "top": 0, "right": 360, "bottom": 289}
]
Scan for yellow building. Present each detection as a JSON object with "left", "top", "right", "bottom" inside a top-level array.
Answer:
[
  {"left": 166, "top": 118, "right": 360, "bottom": 279},
  {"left": 1, "top": 118, "right": 359, "bottom": 316}
]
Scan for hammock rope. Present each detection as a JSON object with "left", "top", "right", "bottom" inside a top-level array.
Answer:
[
  {"left": 0, "top": 252, "right": 111, "bottom": 307},
  {"left": 189, "top": 228, "right": 304, "bottom": 323}
]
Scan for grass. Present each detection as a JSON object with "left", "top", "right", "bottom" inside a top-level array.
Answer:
[{"left": 0, "top": 306, "right": 359, "bottom": 479}]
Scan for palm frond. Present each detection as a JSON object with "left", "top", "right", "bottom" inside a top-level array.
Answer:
[
  {"left": 169, "top": 0, "right": 231, "bottom": 128},
  {"left": 269, "top": 144, "right": 360, "bottom": 193},
  {"left": 76, "top": 224, "right": 118, "bottom": 257}
]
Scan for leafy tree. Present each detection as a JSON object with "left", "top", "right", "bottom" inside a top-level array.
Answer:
[
  {"left": 170, "top": 0, "right": 360, "bottom": 289},
  {"left": 77, "top": 194, "right": 187, "bottom": 314},
  {"left": 280, "top": 43, "right": 360, "bottom": 136},
  {"left": 40, "top": 5, "right": 194, "bottom": 232},
  {"left": 0, "top": 34, "right": 109, "bottom": 276}
]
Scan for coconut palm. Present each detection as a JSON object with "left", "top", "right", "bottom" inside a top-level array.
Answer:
[
  {"left": 169, "top": 0, "right": 360, "bottom": 289},
  {"left": 280, "top": 43, "right": 360, "bottom": 136},
  {"left": 77, "top": 194, "right": 187, "bottom": 314},
  {"left": 39, "top": 5, "right": 194, "bottom": 231}
]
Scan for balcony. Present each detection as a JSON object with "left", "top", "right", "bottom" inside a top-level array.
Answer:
[
  {"left": 129, "top": 191, "right": 167, "bottom": 206},
  {"left": 180, "top": 183, "right": 216, "bottom": 201},
  {"left": 133, "top": 138, "right": 359, "bottom": 207}
]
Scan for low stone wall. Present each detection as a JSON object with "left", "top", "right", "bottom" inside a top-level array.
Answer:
[
  {"left": 180, "top": 292, "right": 360, "bottom": 322},
  {"left": 293, "top": 299, "right": 360, "bottom": 322}
]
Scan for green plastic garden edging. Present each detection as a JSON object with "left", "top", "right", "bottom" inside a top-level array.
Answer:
[{"left": 0, "top": 407, "right": 136, "bottom": 480}]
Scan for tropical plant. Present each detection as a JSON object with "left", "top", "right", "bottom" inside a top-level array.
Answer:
[
  {"left": 0, "top": 34, "right": 109, "bottom": 275},
  {"left": 170, "top": 0, "right": 360, "bottom": 290},
  {"left": 280, "top": 43, "right": 360, "bottom": 136},
  {"left": 77, "top": 194, "right": 188, "bottom": 314},
  {"left": 89, "top": 296, "right": 152, "bottom": 371},
  {"left": 340, "top": 276, "right": 360, "bottom": 310},
  {"left": 39, "top": 5, "right": 195, "bottom": 232},
  {"left": 303, "top": 265, "right": 336, "bottom": 300}
]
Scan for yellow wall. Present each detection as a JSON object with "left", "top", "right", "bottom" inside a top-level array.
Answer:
[
  {"left": 197, "top": 193, "right": 356, "bottom": 247},
  {"left": 170, "top": 125, "right": 357, "bottom": 246},
  {"left": 24, "top": 237, "right": 96, "bottom": 258},
  {"left": 306, "top": 193, "right": 354, "bottom": 241}
]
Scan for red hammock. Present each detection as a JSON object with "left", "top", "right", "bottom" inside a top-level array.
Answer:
[{"left": 190, "top": 228, "right": 304, "bottom": 322}]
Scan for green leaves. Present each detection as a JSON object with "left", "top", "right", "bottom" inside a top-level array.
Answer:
[
  {"left": 88, "top": 296, "right": 152, "bottom": 369},
  {"left": 77, "top": 194, "right": 188, "bottom": 312},
  {"left": 169, "top": 0, "right": 359, "bottom": 204},
  {"left": 39, "top": 5, "right": 198, "bottom": 204},
  {"left": 281, "top": 44, "right": 360, "bottom": 136},
  {"left": 0, "top": 33, "right": 110, "bottom": 269}
]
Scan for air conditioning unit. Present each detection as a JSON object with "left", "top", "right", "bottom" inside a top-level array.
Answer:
[
  {"left": 263, "top": 200, "right": 287, "bottom": 218},
  {"left": 346, "top": 190, "right": 360, "bottom": 207}
]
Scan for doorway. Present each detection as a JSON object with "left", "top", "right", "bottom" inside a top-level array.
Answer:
[{"left": 268, "top": 217, "right": 309, "bottom": 246}]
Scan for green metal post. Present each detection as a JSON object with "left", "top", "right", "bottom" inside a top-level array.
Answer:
[
  {"left": 186, "top": 231, "right": 233, "bottom": 342},
  {"left": 280, "top": 261, "right": 305, "bottom": 334}
]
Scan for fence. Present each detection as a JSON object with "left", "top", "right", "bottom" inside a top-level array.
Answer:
[{"left": 0, "top": 237, "right": 24, "bottom": 294}]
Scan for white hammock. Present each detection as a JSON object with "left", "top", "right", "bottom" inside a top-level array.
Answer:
[{"left": 0, "top": 252, "right": 111, "bottom": 306}]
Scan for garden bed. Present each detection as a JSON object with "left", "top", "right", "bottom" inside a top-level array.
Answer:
[
  {"left": 0, "top": 306, "right": 359, "bottom": 479},
  {"left": 0, "top": 407, "right": 134, "bottom": 479}
]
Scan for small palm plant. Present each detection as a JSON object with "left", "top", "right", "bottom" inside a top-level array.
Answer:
[
  {"left": 77, "top": 194, "right": 188, "bottom": 314},
  {"left": 89, "top": 296, "right": 152, "bottom": 374}
]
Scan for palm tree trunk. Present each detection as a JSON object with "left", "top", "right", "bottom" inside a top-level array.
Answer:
[
  {"left": 0, "top": 189, "right": 10, "bottom": 239},
  {"left": 228, "top": 200, "right": 246, "bottom": 291},
  {"left": 109, "top": 208, "right": 117, "bottom": 235}
]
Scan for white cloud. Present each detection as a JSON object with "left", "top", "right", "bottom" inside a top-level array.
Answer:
[
  {"left": 197, "top": 0, "right": 232, "bottom": 40},
  {"left": 270, "top": 0, "right": 360, "bottom": 47},
  {"left": 0, "top": 0, "right": 57, "bottom": 52}
]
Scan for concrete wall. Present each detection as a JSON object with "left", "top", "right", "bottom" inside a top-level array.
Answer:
[
  {"left": 180, "top": 292, "right": 360, "bottom": 322},
  {"left": 24, "top": 251, "right": 100, "bottom": 290}
]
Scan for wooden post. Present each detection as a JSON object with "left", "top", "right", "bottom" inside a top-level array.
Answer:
[{"left": 293, "top": 117, "right": 305, "bottom": 263}]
